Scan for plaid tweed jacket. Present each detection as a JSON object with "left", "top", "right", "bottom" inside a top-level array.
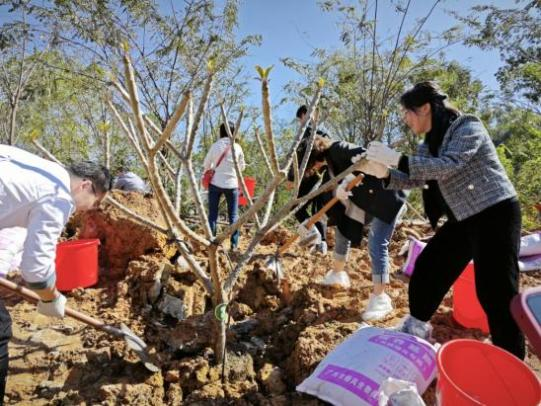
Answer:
[{"left": 388, "top": 114, "right": 516, "bottom": 221}]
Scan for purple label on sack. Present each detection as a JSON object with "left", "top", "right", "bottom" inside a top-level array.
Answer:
[
  {"left": 318, "top": 364, "right": 379, "bottom": 405},
  {"left": 368, "top": 333, "right": 435, "bottom": 379}
]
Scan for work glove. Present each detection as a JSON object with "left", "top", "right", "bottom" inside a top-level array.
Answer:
[
  {"left": 366, "top": 141, "right": 401, "bottom": 167},
  {"left": 351, "top": 153, "right": 366, "bottom": 164},
  {"left": 336, "top": 186, "right": 352, "bottom": 203},
  {"left": 37, "top": 293, "right": 67, "bottom": 318},
  {"left": 360, "top": 160, "right": 390, "bottom": 179},
  {"left": 297, "top": 220, "right": 322, "bottom": 247},
  {"left": 335, "top": 173, "right": 356, "bottom": 203}
]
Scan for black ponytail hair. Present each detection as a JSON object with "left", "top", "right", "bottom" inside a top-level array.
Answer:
[
  {"left": 220, "top": 122, "right": 235, "bottom": 139},
  {"left": 400, "top": 81, "right": 460, "bottom": 156}
]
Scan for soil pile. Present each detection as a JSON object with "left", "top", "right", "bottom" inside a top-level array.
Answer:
[
  {"left": 4, "top": 198, "right": 541, "bottom": 405},
  {"left": 76, "top": 191, "right": 175, "bottom": 272}
]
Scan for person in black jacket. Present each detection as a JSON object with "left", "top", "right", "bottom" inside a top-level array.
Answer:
[
  {"left": 287, "top": 105, "right": 329, "bottom": 253},
  {"left": 296, "top": 135, "right": 407, "bottom": 321}
]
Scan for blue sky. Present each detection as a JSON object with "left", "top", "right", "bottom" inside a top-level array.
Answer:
[
  {"left": 0, "top": 0, "right": 518, "bottom": 123},
  {"left": 233, "top": 0, "right": 515, "bottom": 121}
]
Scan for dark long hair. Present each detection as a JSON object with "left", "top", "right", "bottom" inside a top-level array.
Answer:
[
  {"left": 219, "top": 122, "right": 235, "bottom": 139},
  {"left": 297, "top": 135, "right": 332, "bottom": 177},
  {"left": 400, "top": 81, "right": 460, "bottom": 156}
]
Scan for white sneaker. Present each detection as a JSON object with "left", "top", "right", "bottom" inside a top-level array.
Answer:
[
  {"left": 362, "top": 293, "right": 393, "bottom": 321},
  {"left": 394, "top": 315, "right": 433, "bottom": 340},
  {"left": 320, "top": 270, "right": 351, "bottom": 289}
]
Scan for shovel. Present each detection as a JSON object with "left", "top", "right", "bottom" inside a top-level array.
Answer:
[
  {"left": 265, "top": 171, "right": 366, "bottom": 283},
  {"left": 0, "top": 277, "right": 159, "bottom": 373}
]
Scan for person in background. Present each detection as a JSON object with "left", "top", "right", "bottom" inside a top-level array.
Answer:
[
  {"left": 287, "top": 105, "right": 329, "bottom": 253},
  {"left": 296, "top": 135, "right": 407, "bottom": 321},
  {"left": 203, "top": 122, "right": 245, "bottom": 251},
  {"left": 0, "top": 145, "right": 111, "bottom": 403},
  {"left": 113, "top": 166, "right": 149, "bottom": 194},
  {"left": 363, "top": 81, "right": 525, "bottom": 359}
]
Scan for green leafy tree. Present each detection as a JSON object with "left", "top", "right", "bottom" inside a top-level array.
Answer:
[
  {"left": 282, "top": 0, "right": 463, "bottom": 146},
  {"left": 489, "top": 108, "right": 541, "bottom": 229},
  {"left": 456, "top": 1, "right": 541, "bottom": 108}
]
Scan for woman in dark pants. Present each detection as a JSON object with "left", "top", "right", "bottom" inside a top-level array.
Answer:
[{"left": 363, "top": 81, "right": 525, "bottom": 359}]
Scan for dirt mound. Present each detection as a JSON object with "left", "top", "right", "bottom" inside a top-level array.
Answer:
[
  {"left": 126, "top": 255, "right": 208, "bottom": 319},
  {"left": 286, "top": 321, "right": 359, "bottom": 385},
  {"left": 5, "top": 215, "right": 541, "bottom": 405},
  {"left": 76, "top": 191, "right": 175, "bottom": 271},
  {"left": 260, "top": 226, "right": 292, "bottom": 246},
  {"left": 236, "top": 263, "right": 283, "bottom": 311}
]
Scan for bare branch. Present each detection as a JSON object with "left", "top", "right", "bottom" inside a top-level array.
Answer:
[
  {"left": 105, "top": 195, "right": 168, "bottom": 234},
  {"left": 281, "top": 84, "right": 323, "bottom": 179},
  {"left": 119, "top": 52, "right": 210, "bottom": 247},
  {"left": 187, "top": 73, "right": 214, "bottom": 159},
  {"left": 122, "top": 52, "right": 151, "bottom": 151},
  {"left": 216, "top": 172, "right": 285, "bottom": 244},
  {"left": 152, "top": 91, "right": 191, "bottom": 156},
  {"left": 292, "top": 151, "right": 300, "bottom": 193},
  {"left": 220, "top": 105, "right": 262, "bottom": 228},
  {"left": 107, "top": 100, "right": 148, "bottom": 166},
  {"left": 297, "top": 111, "right": 319, "bottom": 183},
  {"left": 144, "top": 115, "right": 184, "bottom": 160},
  {"left": 224, "top": 162, "right": 360, "bottom": 293},
  {"left": 174, "top": 163, "right": 183, "bottom": 213},
  {"left": 183, "top": 159, "right": 213, "bottom": 239},
  {"left": 173, "top": 239, "right": 213, "bottom": 294},
  {"left": 254, "top": 127, "right": 273, "bottom": 173},
  {"left": 258, "top": 67, "right": 280, "bottom": 173},
  {"left": 31, "top": 140, "right": 62, "bottom": 165}
]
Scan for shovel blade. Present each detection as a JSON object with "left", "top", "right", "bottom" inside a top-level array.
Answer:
[
  {"left": 120, "top": 323, "right": 160, "bottom": 373},
  {"left": 297, "top": 232, "right": 320, "bottom": 248},
  {"left": 265, "top": 255, "right": 284, "bottom": 280}
]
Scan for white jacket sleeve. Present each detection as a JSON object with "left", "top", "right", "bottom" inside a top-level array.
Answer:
[{"left": 21, "top": 196, "right": 73, "bottom": 289}]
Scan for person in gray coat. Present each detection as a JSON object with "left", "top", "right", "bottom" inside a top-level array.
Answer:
[{"left": 362, "top": 81, "right": 525, "bottom": 359}]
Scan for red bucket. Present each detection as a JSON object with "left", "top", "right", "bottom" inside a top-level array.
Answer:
[
  {"left": 238, "top": 176, "right": 256, "bottom": 206},
  {"left": 453, "top": 262, "right": 490, "bottom": 334},
  {"left": 55, "top": 239, "right": 100, "bottom": 291},
  {"left": 437, "top": 339, "right": 541, "bottom": 405}
]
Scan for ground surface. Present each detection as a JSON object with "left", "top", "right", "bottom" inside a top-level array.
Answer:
[{"left": 3, "top": 192, "right": 540, "bottom": 405}]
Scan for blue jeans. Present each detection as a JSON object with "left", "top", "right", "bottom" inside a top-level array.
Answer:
[
  {"left": 368, "top": 216, "right": 398, "bottom": 284},
  {"left": 334, "top": 215, "right": 399, "bottom": 284},
  {"left": 208, "top": 184, "right": 239, "bottom": 248}
]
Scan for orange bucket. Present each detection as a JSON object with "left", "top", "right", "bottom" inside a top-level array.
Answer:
[
  {"left": 55, "top": 239, "right": 99, "bottom": 291},
  {"left": 453, "top": 262, "right": 490, "bottom": 333},
  {"left": 437, "top": 339, "right": 541, "bottom": 405},
  {"left": 238, "top": 176, "right": 256, "bottom": 206}
]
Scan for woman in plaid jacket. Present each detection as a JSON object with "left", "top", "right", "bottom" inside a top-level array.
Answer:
[{"left": 363, "top": 81, "right": 525, "bottom": 359}]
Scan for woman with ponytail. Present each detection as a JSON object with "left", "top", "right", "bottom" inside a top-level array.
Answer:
[{"left": 363, "top": 81, "right": 525, "bottom": 359}]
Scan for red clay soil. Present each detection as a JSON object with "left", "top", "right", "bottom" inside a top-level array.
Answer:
[{"left": 3, "top": 193, "right": 540, "bottom": 405}]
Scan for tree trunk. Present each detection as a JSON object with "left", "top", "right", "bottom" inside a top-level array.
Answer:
[
  {"left": 104, "top": 130, "right": 111, "bottom": 169},
  {"left": 208, "top": 246, "right": 226, "bottom": 365},
  {"left": 8, "top": 99, "right": 19, "bottom": 146}
]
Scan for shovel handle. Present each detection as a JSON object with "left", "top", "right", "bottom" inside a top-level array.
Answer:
[
  {"left": 279, "top": 172, "right": 365, "bottom": 254},
  {"left": 0, "top": 277, "right": 119, "bottom": 335}
]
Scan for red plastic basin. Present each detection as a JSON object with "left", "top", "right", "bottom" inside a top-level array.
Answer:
[{"left": 437, "top": 339, "right": 541, "bottom": 405}]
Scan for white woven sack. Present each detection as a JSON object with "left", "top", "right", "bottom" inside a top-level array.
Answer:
[
  {"left": 520, "top": 232, "right": 541, "bottom": 257},
  {"left": 297, "top": 327, "right": 437, "bottom": 406}
]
